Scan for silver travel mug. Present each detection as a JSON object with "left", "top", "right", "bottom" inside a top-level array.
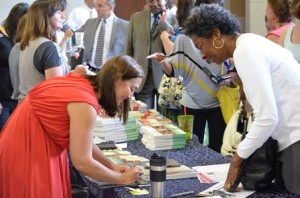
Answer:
[{"left": 150, "top": 153, "right": 166, "bottom": 198}]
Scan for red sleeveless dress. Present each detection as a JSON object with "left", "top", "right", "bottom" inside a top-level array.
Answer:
[{"left": 0, "top": 73, "right": 99, "bottom": 198}]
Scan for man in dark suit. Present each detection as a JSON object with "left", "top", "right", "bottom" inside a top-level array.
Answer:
[
  {"left": 77, "top": 0, "right": 128, "bottom": 70},
  {"left": 126, "top": 0, "right": 176, "bottom": 109}
]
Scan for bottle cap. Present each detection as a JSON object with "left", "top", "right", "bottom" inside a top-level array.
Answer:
[{"left": 150, "top": 153, "right": 166, "bottom": 166}]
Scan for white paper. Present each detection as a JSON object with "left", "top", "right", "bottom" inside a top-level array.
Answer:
[
  {"left": 197, "top": 181, "right": 255, "bottom": 198},
  {"left": 93, "top": 136, "right": 106, "bottom": 144},
  {"left": 116, "top": 142, "right": 128, "bottom": 149},
  {"left": 192, "top": 163, "right": 230, "bottom": 183}
]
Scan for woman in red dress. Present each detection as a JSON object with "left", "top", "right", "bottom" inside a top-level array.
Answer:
[{"left": 0, "top": 55, "right": 144, "bottom": 198}]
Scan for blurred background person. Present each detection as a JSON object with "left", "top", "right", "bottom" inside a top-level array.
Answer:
[
  {"left": 279, "top": 0, "right": 300, "bottom": 63},
  {"left": 0, "top": 2, "right": 29, "bottom": 131},
  {"left": 18, "top": 0, "right": 86, "bottom": 101},
  {"left": 265, "top": 0, "right": 293, "bottom": 44},
  {"left": 166, "top": 0, "right": 177, "bottom": 15},
  {"left": 77, "top": 0, "right": 128, "bottom": 71},
  {"left": 67, "top": 0, "right": 98, "bottom": 31},
  {"left": 8, "top": 14, "right": 27, "bottom": 109},
  {"left": 126, "top": 0, "right": 176, "bottom": 110},
  {"left": 156, "top": 0, "right": 234, "bottom": 153}
]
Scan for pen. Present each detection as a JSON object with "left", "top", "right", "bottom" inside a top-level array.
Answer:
[{"left": 170, "top": 190, "right": 195, "bottom": 197}]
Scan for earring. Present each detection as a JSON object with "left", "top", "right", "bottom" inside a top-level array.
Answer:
[{"left": 213, "top": 37, "right": 224, "bottom": 49}]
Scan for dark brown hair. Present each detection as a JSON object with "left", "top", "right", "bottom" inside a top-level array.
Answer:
[
  {"left": 267, "top": 0, "right": 292, "bottom": 23},
  {"left": 15, "top": 14, "right": 27, "bottom": 43},
  {"left": 1, "top": 2, "right": 29, "bottom": 44},
  {"left": 86, "top": 55, "right": 144, "bottom": 124},
  {"left": 195, "top": 0, "right": 224, "bottom": 7},
  {"left": 176, "top": 0, "right": 195, "bottom": 27},
  {"left": 20, "top": 0, "right": 62, "bottom": 50}
]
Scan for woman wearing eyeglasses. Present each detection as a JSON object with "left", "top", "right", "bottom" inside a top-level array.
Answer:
[{"left": 185, "top": 4, "right": 300, "bottom": 195}]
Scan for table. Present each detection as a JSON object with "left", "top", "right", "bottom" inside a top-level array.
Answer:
[{"left": 83, "top": 137, "right": 300, "bottom": 198}]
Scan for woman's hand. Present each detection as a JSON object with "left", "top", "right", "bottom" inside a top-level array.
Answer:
[
  {"left": 64, "top": 29, "right": 73, "bottom": 40},
  {"left": 71, "top": 65, "right": 88, "bottom": 75},
  {"left": 119, "top": 166, "right": 144, "bottom": 185},
  {"left": 111, "top": 164, "right": 130, "bottom": 173},
  {"left": 224, "top": 153, "right": 244, "bottom": 191},
  {"left": 147, "top": 52, "right": 166, "bottom": 63},
  {"left": 218, "top": 72, "right": 238, "bottom": 86}
]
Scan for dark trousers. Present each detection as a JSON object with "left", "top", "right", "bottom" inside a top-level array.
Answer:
[
  {"left": 0, "top": 100, "right": 18, "bottom": 131},
  {"left": 185, "top": 106, "right": 226, "bottom": 153},
  {"left": 277, "top": 140, "right": 300, "bottom": 196},
  {"left": 134, "top": 68, "right": 159, "bottom": 110}
]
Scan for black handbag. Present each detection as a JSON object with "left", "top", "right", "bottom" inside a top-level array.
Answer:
[
  {"left": 240, "top": 137, "right": 278, "bottom": 191},
  {"left": 72, "top": 184, "right": 89, "bottom": 198},
  {"left": 229, "top": 137, "right": 278, "bottom": 192}
]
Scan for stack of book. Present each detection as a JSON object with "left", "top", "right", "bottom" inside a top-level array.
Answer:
[
  {"left": 130, "top": 109, "right": 160, "bottom": 120},
  {"left": 102, "top": 149, "right": 149, "bottom": 167},
  {"left": 94, "top": 114, "right": 138, "bottom": 143},
  {"left": 137, "top": 116, "right": 173, "bottom": 134},
  {"left": 141, "top": 124, "right": 187, "bottom": 150},
  {"left": 130, "top": 100, "right": 147, "bottom": 111},
  {"left": 138, "top": 116, "right": 173, "bottom": 126}
]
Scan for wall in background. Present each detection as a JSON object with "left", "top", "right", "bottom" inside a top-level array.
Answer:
[
  {"left": 246, "top": 0, "right": 268, "bottom": 36},
  {"left": 225, "top": 0, "right": 246, "bottom": 33}
]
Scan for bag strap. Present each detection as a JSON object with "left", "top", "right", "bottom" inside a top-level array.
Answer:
[
  {"left": 167, "top": 51, "right": 216, "bottom": 97},
  {"left": 171, "top": 62, "right": 216, "bottom": 97},
  {"left": 168, "top": 51, "right": 222, "bottom": 84}
]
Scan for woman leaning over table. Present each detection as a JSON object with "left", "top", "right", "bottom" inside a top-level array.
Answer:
[
  {"left": 0, "top": 55, "right": 144, "bottom": 198},
  {"left": 18, "top": 0, "right": 85, "bottom": 102},
  {"left": 184, "top": 4, "right": 300, "bottom": 195}
]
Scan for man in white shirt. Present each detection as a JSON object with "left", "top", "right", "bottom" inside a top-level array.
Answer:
[
  {"left": 67, "top": 0, "right": 98, "bottom": 31},
  {"left": 166, "top": 0, "right": 177, "bottom": 16},
  {"left": 77, "top": 0, "right": 128, "bottom": 70}
]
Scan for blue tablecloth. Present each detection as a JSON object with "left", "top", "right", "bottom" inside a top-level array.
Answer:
[{"left": 83, "top": 137, "right": 299, "bottom": 198}]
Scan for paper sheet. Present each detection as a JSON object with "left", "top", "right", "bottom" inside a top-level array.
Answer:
[
  {"left": 192, "top": 163, "right": 230, "bottom": 183},
  {"left": 197, "top": 181, "right": 255, "bottom": 198}
]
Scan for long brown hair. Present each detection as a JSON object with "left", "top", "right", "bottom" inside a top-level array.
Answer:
[
  {"left": 15, "top": 14, "right": 27, "bottom": 43},
  {"left": 86, "top": 55, "right": 144, "bottom": 124},
  {"left": 20, "top": 0, "right": 62, "bottom": 50},
  {"left": 1, "top": 2, "right": 29, "bottom": 44},
  {"left": 176, "top": 0, "right": 195, "bottom": 27}
]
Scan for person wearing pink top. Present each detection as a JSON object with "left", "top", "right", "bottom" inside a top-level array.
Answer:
[{"left": 265, "top": 0, "right": 293, "bottom": 44}]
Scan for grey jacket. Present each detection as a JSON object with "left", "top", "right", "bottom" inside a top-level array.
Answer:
[
  {"left": 78, "top": 16, "right": 128, "bottom": 66},
  {"left": 125, "top": 9, "right": 176, "bottom": 92}
]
